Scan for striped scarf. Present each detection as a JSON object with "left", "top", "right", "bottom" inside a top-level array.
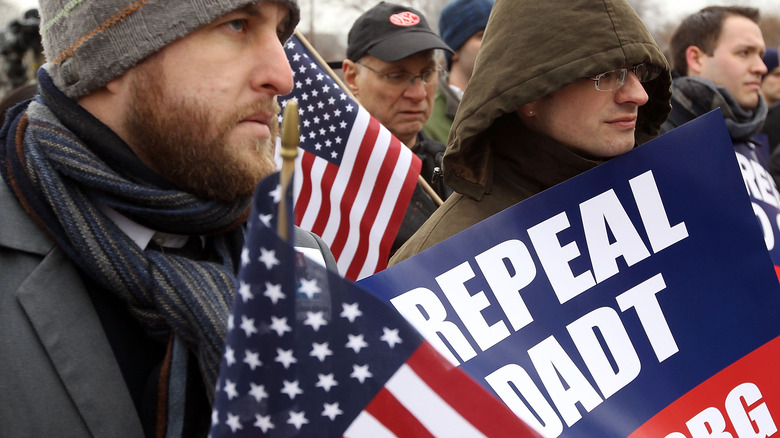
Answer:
[{"left": 0, "top": 75, "right": 248, "bottom": 400}]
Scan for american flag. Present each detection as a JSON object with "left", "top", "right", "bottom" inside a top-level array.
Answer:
[
  {"left": 276, "top": 34, "right": 421, "bottom": 281},
  {"left": 209, "top": 172, "right": 540, "bottom": 437}
]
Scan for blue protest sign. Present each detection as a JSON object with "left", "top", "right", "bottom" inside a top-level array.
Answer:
[{"left": 359, "top": 111, "right": 780, "bottom": 437}]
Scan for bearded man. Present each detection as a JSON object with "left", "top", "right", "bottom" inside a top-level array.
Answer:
[{"left": 0, "top": 0, "right": 335, "bottom": 436}]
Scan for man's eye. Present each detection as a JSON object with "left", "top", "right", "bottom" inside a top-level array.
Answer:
[
  {"left": 386, "top": 73, "right": 409, "bottom": 81},
  {"left": 225, "top": 19, "right": 245, "bottom": 32}
]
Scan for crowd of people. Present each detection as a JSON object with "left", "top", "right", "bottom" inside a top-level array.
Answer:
[{"left": 0, "top": 0, "right": 777, "bottom": 435}]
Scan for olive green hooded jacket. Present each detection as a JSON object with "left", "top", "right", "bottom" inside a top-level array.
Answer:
[{"left": 390, "top": 0, "right": 671, "bottom": 265}]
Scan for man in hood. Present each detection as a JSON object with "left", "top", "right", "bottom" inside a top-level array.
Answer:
[
  {"left": 0, "top": 0, "right": 337, "bottom": 436},
  {"left": 390, "top": 0, "right": 671, "bottom": 265}
]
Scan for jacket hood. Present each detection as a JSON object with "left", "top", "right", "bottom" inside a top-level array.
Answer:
[{"left": 445, "top": 0, "right": 672, "bottom": 199}]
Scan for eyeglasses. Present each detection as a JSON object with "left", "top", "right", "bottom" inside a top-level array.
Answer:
[
  {"left": 356, "top": 62, "right": 443, "bottom": 87},
  {"left": 587, "top": 63, "right": 663, "bottom": 92}
]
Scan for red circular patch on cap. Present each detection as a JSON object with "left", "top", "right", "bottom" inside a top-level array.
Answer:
[{"left": 389, "top": 11, "right": 420, "bottom": 26}]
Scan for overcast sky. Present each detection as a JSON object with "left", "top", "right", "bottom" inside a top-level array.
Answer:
[{"left": 4, "top": 0, "right": 779, "bottom": 36}]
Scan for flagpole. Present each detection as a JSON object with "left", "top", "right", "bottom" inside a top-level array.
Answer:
[
  {"left": 278, "top": 99, "right": 300, "bottom": 241},
  {"left": 294, "top": 30, "right": 444, "bottom": 207}
]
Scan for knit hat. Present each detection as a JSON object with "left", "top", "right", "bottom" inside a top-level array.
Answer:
[
  {"left": 764, "top": 47, "right": 779, "bottom": 78},
  {"left": 347, "top": 2, "right": 452, "bottom": 62},
  {"left": 39, "top": 0, "right": 300, "bottom": 100},
  {"left": 439, "top": 0, "right": 493, "bottom": 69}
]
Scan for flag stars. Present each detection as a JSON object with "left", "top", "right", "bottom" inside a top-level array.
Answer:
[
  {"left": 381, "top": 327, "right": 403, "bottom": 348},
  {"left": 316, "top": 373, "right": 338, "bottom": 392},
  {"left": 243, "top": 350, "right": 262, "bottom": 370},
  {"left": 275, "top": 348, "right": 297, "bottom": 369},
  {"left": 269, "top": 315, "right": 292, "bottom": 336},
  {"left": 299, "top": 278, "right": 321, "bottom": 298},
  {"left": 224, "top": 379, "right": 239, "bottom": 400},
  {"left": 237, "top": 281, "right": 253, "bottom": 303},
  {"left": 310, "top": 341, "right": 333, "bottom": 362},
  {"left": 226, "top": 412, "right": 243, "bottom": 432},
  {"left": 346, "top": 334, "right": 368, "bottom": 353},
  {"left": 322, "top": 402, "right": 343, "bottom": 421},
  {"left": 249, "top": 382, "right": 269, "bottom": 402},
  {"left": 258, "top": 213, "right": 273, "bottom": 228},
  {"left": 340, "top": 302, "right": 362, "bottom": 322},
  {"left": 263, "top": 281, "right": 285, "bottom": 304},
  {"left": 304, "top": 311, "right": 328, "bottom": 331},
  {"left": 281, "top": 379, "right": 304, "bottom": 400},
  {"left": 254, "top": 414, "right": 274, "bottom": 433},
  {"left": 351, "top": 364, "right": 373, "bottom": 383},
  {"left": 224, "top": 346, "right": 236, "bottom": 366},
  {"left": 241, "top": 248, "right": 250, "bottom": 266},
  {"left": 258, "top": 248, "right": 280, "bottom": 270},
  {"left": 288, "top": 411, "right": 309, "bottom": 430},
  {"left": 240, "top": 315, "right": 258, "bottom": 337}
]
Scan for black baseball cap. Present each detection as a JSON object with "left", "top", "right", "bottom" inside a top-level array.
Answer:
[{"left": 346, "top": 2, "right": 453, "bottom": 62}]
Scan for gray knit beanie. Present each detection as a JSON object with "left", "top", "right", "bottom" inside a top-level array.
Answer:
[{"left": 39, "top": 0, "right": 300, "bottom": 100}]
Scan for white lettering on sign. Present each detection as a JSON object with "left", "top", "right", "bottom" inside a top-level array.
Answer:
[
  {"left": 390, "top": 171, "right": 686, "bottom": 367},
  {"left": 530, "top": 170, "right": 687, "bottom": 304},
  {"left": 485, "top": 275, "right": 678, "bottom": 434},
  {"left": 664, "top": 382, "right": 777, "bottom": 438}
]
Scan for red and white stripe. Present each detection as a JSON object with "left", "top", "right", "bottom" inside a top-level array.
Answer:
[
  {"left": 293, "top": 106, "right": 420, "bottom": 280},
  {"left": 344, "top": 342, "right": 542, "bottom": 438}
]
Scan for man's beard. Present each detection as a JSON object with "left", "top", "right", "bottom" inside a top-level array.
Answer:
[{"left": 125, "top": 62, "right": 280, "bottom": 203}]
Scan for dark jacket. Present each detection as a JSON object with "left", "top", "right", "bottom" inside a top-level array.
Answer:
[
  {"left": 392, "top": 131, "right": 452, "bottom": 255},
  {"left": 390, "top": 0, "right": 671, "bottom": 265}
]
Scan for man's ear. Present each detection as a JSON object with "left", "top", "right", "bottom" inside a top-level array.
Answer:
[
  {"left": 685, "top": 45, "right": 707, "bottom": 76},
  {"left": 518, "top": 102, "right": 537, "bottom": 119},
  {"left": 342, "top": 60, "right": 360, "bottom": 97}
]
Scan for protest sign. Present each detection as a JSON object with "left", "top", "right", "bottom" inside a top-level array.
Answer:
[{"left": 359, "top": 111, "right": 780, "bottom": 437}]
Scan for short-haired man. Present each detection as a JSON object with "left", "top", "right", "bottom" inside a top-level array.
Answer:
[
  {"left": 662, "top": 7, "right": 768, "bottom": 161},
  {"left": 424, "top": 0, "right": 493, "bottom": 145},
  {"left": 390, "top": 0, "right": 671, "bottom": 264},
  {"left": 661, "top": 7, "right": 780, "bottom": 267},
  {"left": 0, "top": 0, "right": 336, "bottom": 435},
  {"left": 342, "top": 1, "right": 454, "bottom": 255}
]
